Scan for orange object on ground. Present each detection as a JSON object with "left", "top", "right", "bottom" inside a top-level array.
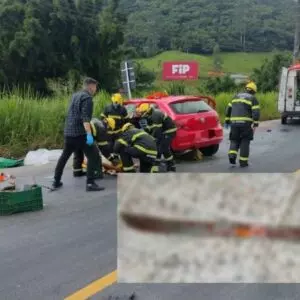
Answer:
[{"left": 0, "top": 173, "right": 6, "bottom": 182}]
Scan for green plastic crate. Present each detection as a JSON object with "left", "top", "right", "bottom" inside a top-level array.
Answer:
[{"left": 0, "top": 185, "right": 43, "bottom": 216}]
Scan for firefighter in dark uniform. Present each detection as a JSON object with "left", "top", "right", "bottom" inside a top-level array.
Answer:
[
  {"left": 72, "top": 117, "right": 117, "bottom": 178},
  {"left": 225, "top": 81, "right": 260, "bottom": 167},
  {"left": 90, "top": 117, "right": 119, "bottom": 163},
  {"left": 101, "top": 93, "right": 130, "bottom": 152},
  {"left": 135, "top": 103, "right": 177, "bottom": 172},
  {"left": 113, "top": 123, "right": 159, "bottom": 173}
]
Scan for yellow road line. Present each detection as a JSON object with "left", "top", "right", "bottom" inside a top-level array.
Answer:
[{"left": 64, "top": 270, "right": 117, "bottom": 300}]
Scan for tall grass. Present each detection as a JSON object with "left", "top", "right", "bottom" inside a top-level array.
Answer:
[
  {"left": 0, "top": 89, "right": 280, "bottom": 157},
  {"left": 215, "top": 92, "right": 280, "bottom": 123},
  {"left": 0, "top": 90, "right": 111, "bottom": 157}
]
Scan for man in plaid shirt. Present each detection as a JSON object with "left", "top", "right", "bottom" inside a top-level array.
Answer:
[{"left": 52, "top": 77, "right": 105, "bottom": 192}]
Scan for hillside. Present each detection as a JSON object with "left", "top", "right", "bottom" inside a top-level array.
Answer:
[
  {"left": 137, "top": 51, "right": 273, "bottom": 79},
  {"left": 120, "top": 0, "right": 296, "bottom": 57}
]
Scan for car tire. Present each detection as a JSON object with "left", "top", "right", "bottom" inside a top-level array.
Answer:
[
  {"left": 199, "top": 144, "right": 219, "bottom": 156},
  {"left": 281, "top": 116, "right": 287, "bottom": 125}
]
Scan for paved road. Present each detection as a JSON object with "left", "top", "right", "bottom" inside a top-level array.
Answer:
[
  {"left": 177, "top": 119, "right": 300, "bottom": 173},
  {"left": 2, "top": 119, "right": 300, "bottom": 299},
  {"left": 95, "top": 283, "right": 300, "bottom": 300},
  {"left": 0, "top": 164, "right": 117, "bottom": 300}
]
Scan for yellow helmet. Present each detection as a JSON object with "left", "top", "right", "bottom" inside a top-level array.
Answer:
[
  {"left": 136, "top": 103, "right": 151, "bottom": 116},
  {"left": 121, "top": 122, "right": 134, "bottom": 132},
  {"left": 246, "top": 81, "right": 257, "bottom": 93},
  {"left": 111, "top": 93, "right": 123, "bottom": 105},
  {"left": 105, "top": 117, "right": 116, "bottom": 131}
]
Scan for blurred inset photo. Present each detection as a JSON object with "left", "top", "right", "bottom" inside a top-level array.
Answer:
[{"left": 118, "top": 173, "right": 300, "bottom": 283}]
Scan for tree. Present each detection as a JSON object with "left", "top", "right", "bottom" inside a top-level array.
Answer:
[
  {"left": 0, "top": 0, "right": 127, "bottom": 94},
  {"left": 213, "top": 44, "right": 223, "bottom": 72},
  {"left": 251, "top": 53, "right": 292, "bottom": 92}
]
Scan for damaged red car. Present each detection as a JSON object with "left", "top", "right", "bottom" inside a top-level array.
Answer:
[{"left": 124, "top": 93, "right": 223, "bottom": 156}]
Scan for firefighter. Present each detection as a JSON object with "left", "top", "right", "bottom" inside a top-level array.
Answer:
[
  {"left": 73, "top": 117, "right": 118, "bottom": 177},
  {"left": 101, "top": 93, "right": 129, "bottom": 138},
  {"left": 135, "top": 103, "right": 177, "bottom": 172},
  {"left": 90, "top": 117, "right": 117, "bottom": 161},
  {"left": 225, "top": 81, "right": 260, "bottom": 167},
  {"left": 113, "top": 123, "right": 159, "bottom": 173}
]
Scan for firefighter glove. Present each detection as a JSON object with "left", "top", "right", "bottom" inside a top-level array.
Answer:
[{"left": 86, "top": 133, "right": 94, "bottom": 145}]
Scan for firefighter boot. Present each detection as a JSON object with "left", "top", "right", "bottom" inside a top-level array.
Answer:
[{"left": 166, "top": 160, "right": 176, "bottom": 172}]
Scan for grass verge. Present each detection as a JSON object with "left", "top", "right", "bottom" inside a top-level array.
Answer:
[{"left": 0, "top": 90, "right": 279, "bottom": 158}]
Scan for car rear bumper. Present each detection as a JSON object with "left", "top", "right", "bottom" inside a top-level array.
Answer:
[{"left": 171, "top": 126, "right": 223, "bottom": 151}]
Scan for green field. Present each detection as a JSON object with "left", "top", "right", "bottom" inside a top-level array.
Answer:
[{"left": 137, "top": 51, "right": 273, "bottom": 79}]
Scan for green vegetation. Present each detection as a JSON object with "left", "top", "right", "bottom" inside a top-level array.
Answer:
[
  {"left": 0, "top": 0, "right": 126, "bottom": 94},
  {"left": 216, "top": 92, "right": 280, "bottom": 124},
  {"left": 0, "top": 91, "right": 111, "bottom": 158},
  {"left": 137, "top": 51, "right": 273, "bottom": 79},
  {"left": 121, "top": 0, "right": 295, "bottom": 57},
  {"left": 0, "top": 90, "right": 279, "bottom": 157},
  {"left": 0, "top": 0, "right": 291, "bottom": 158}
]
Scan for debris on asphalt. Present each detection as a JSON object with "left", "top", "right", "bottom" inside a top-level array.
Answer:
[{"left": 118, "top": 173, "right": 300, "bottom": 283}]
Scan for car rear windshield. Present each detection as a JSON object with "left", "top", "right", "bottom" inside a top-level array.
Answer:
[{"left": 170, "top": 99, "right": 212, "bottom": 114}]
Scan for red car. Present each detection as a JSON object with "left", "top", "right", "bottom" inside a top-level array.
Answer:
[{"left": 124, "top": 94, "right": 223, "bottom": 156}]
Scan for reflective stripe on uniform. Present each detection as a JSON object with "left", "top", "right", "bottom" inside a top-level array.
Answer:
[
  {"left": 117, "top": 138, "right": 128, "bottom": 146},
  {"left": 163, "top": 127, "right": 177, "bottom": 134},
  {"left": 150, "top": 166, "right": 159, "bottom": 173},
  {"left": 107, "top": 115, "right": 122, "bottom": 119},
  {"left": 98, "top": 141, "right": 109, "bottom": 146},
  {"left": 165, "top": 155, "right": 173, "bottom": 161},
  {"left": 228, "top": 150, "right": 238, "bottom": 155},
  {"left": 90, "top": 122, "right": 97, "bottom": 136},
  {"left": 134, "top": 144, "right": 157, "bottom": 156},
  {"left": 239, "top": 156, "right": 248, "bottom": 161},
  {"left": 227, "top": 103, "right": 232, "bottom": 107},
  {"left": 230, "top": 117, "right": 253, "bottom": 122},
  {"left": 73, "top": 168, "right": 83, "bottom": 172},
  {"left": 108, "top": 128, "right": 123, "bottom": 134},
  {"left": 252, "top": 105, "right": 260, "bottom": 110},
  {"left": 232, "top": 99, "right": 252, "bottom": 106},
  {"left": 131, "top": 131, "right": 147, "bottom": 142},
  {"left": 123, "top": 166, "right": 135, "bottom": 171},
  {"left": 147, "top": 123, "right": 162, "bottom": 129}
]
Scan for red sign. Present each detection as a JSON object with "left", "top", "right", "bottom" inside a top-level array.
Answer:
[{"left": 162, "top": 61, "right": 199, "bottom": 80}]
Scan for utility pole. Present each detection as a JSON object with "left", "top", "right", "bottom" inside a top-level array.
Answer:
[{"left": 293, "top": 0, "right": 300, "bottom": 63}]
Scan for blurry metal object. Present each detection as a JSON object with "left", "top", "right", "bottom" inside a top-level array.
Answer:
[{"left": 120, "top": 211, "right": 300, "bottom": 241}]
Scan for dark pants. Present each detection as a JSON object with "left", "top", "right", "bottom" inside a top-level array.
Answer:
[
  {"left": 54, "top": 135, "right": 99, "bottom": 184},
  {"left": 73, "top": 145, "right": 103, "bottom": 178},
  {"left": 98, "top": 143, "right": 112, "bottom": 159},
  {"left": 118, "top": 146, "right": 158, "bottom": 173},
  {"left": 228, "top": 124, "right": 253, "bottom": 166},
  {"left": 157, "top": 133, "right": 176, "bottom": 169}
]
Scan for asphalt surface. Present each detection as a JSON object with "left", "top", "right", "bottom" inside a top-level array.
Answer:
[
  {"left": 1, "top": 119, "right": 300, "bottom": 299},
  {"left": 0, "top": 164, "right": 117, "bottom": 300},
  {"left": 177, "top": 119, "right": 300, "bottom": 173}
]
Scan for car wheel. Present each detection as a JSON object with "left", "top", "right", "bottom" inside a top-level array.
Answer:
[
  {"left": 199, "top": 144, "right": 219, "bottom": 156},
  {"left": 281, "top": 116, "right": 287, "bottom": 125}
]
